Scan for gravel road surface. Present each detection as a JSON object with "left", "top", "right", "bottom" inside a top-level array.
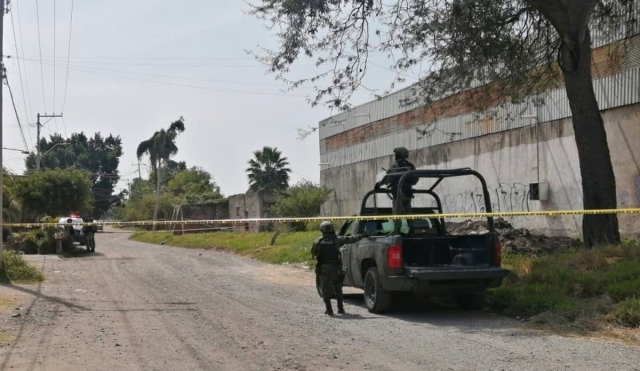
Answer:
[{"left": 1, "top": 231, "right": 638, "bottom": 371}]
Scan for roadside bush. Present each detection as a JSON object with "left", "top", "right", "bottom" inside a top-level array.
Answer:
[
  {"left": 608, "top": 298, "right": 640, "bottom": 328},
  {"left": 489, "top": 242, "right": 640, "bottom": 328},
  {"left": 0, "top": 250, "right": 43, "bottom": 282},
  {"left": 269, "top": 181, "right": 333, "bottom": 231},
  {"left": 4, "top": 227, "right": 69, "bottom": 255}
]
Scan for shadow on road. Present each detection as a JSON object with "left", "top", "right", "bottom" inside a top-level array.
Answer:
[
  {"left": 343, "top": 293, "right": 515, "bottom": 331},
  {"left": 60, "top": 247, "right": 105, "bottom": 259},
  {"left": 0, "top": 282, "right": 90, "bottom": 312}
]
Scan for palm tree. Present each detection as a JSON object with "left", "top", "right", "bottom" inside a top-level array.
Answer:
[
  {"left": 136, "top": 117, "right": 185, "bottom": 228},
  {"left": 246, "top": 146, "right": 292, "bottom": 193}
]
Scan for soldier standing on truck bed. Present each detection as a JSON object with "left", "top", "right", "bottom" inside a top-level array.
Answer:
[
  {"left": 312, "top": 221, "right": 368, "bottom": 316},
  {"left": 388, "top": 147, "right": 418, "bottom": 214}
]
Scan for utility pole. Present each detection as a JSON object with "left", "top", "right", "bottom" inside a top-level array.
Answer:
[
  {"left": 1, "top": 0, "right": 6, "bottom": 270},
  {"left": 36, "top": 113, "right": 63, "bottom": 171}
]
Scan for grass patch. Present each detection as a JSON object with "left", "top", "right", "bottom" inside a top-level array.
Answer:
[
  {"left": 0, "top": 295, "right": 15, "bottom": 308},
  {"left": 131, "top": 230, "right": 318, "bottom": 267},
  {"left": 489, "top": 242, "right": 640, "bottom": 329},
  {"left": 0, "top": 250, "right": 44, "bottom": 283}
]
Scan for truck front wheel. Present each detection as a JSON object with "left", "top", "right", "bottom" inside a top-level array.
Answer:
[{"left": 364, "top": 268, "right": 392, "bottom": 313}]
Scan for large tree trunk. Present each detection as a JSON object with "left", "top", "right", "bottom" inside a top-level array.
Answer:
[
  {"left": 561, "top": 29, "right": 621, "bottom": 247},
  {"left": 152, "top": 162, "right": 161, "bottom": 232}
]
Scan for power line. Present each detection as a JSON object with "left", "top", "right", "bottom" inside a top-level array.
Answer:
[
  {"left": 22, "top": 55, "right": 259, "bottom": 60},
  {"left": 23, "top": 58, "right": 302, "bottom": 68},
  {"left": 14, "top": 0, "right": 34, "bottom": 131},
  {"left": 21, "top": 58, "right": 306, "bottom": 89},
  {"left": 35, "top": 0, "right": 47, "bottom": 113},
  {"left": 3, "top": 68, "right": 30, "bottom": 151},
  {"left": 53, "top": 0, "right": 57, "bottom": 113},
  {"left": 9, "top": 4, "right": 33, "bottom": 145},
  {"left": 61, "top": 0, "right": 74, "bottom": 113},
  {"left": 21, "top": 59, "right": 308, "bottom": 98}
]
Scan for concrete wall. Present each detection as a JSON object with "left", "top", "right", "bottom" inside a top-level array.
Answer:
[
  {"left": 228, "top": 191, "right": 277, "bottom": 232},
  {"left": 320, "top": 103, "right": 640, "bottom": 238}
]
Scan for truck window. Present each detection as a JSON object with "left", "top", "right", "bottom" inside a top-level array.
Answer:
[
  {"left": 344, "top": 221, "right": 359, "bottom": 236},
  {"left": 363, "top": 218, "right": 438, "bottom": 236}
]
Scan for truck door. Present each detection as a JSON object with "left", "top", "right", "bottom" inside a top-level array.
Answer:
[{"left": 338, "top": 220, "right": 359, "bottom": 287}]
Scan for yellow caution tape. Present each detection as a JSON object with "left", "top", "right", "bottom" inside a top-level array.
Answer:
[{"left": 2, "top": 208, "right": 639, "bottom": 229}]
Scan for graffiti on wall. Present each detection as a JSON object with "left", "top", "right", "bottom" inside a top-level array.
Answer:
[{"left": 441, "top": 183, "right": 532, "bottom": 217}]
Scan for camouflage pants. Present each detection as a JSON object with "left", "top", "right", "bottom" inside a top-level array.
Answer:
[{"left": 317, "top": 263, "right": 343, "bottom": 300}]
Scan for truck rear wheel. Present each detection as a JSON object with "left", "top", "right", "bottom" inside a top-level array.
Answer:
[
  {"left": 455, "top": 292, "right": 486, "bottom": 310},
  {"left": 364, "top": 268, "right": 391, "bottom": 313}
]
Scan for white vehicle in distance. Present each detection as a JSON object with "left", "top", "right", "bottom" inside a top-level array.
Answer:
[{"left": 57, "top": 217, "right": 87, "bottom": 245}]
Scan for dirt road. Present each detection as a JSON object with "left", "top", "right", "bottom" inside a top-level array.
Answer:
[{"left": 1, "top": 231, "right": 638, "bottom": 371}]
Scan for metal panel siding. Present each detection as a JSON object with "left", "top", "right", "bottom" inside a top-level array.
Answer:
[
  {"left": 319, "top": 17, "right": 640, "bottom": 142},
  {"left": 321, "top": 67, "right": 640, "bottom": 167}
]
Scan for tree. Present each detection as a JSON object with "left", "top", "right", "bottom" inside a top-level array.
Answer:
[
  {"left": 148, "top": 160, "right": 187, "bottom": 190},
  {"left": 25, "top": 132, "right": 124, "bottom": 219},
  {"left": 250, "top": 0, "right": 638, "bottom": 247},
  {"left": 246, "top": 146, "right": 292, "bottom": 193},
  {"left": 167, "top": 167, "right": 224, "bottom": 204},
  {"left": 270, "top": 180, "right": 334, "bottom": 231},
  {"left": 2, "top": 169, "right": 22, "bottom": 223},
  {"left": 13, "top": 169, "right": 93, "bottom": 220},
  {"left": 136, "top": 117, "right": 186, "bottom": 228}
]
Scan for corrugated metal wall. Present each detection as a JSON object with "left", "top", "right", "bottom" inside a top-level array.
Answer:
[
  {"left": 321, "top": 66, "right": 640, "bottom": 167},
  {"left": 319, "top": 8, "right": 640, "bottom": 143}
]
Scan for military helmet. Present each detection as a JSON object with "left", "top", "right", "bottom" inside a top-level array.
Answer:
[
  {"left": 320, "top": 221, "right": 335, "bottom": 234},
  {"left": 393, "top": 147, "right": 409, "bottom": 160}
]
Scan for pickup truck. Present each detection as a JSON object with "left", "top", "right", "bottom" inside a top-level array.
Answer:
[{"left": 318, "top": 168, "right": 510, "bottom": 313}]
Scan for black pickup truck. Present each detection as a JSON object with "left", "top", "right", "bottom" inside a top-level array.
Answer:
[{"left": 318, "top": 168, "right": 510, "bottom": 313}]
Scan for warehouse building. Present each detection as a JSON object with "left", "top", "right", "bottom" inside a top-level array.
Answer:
[{"left": 319, "top": 33, "right": 640, "bottom": 237}]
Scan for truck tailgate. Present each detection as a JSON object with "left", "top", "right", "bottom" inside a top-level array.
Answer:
[{"left": 404, "top": 266, "right": 510, "bottom": 280}]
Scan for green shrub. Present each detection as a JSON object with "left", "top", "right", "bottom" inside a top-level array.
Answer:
[
  {"left": 0, "top": 250, "right": 43, "bottom": 282},
  {"left": 5, "top": 228, "right": 62, "bottom": 255},
  {"left": 608, "top": 298, "right": 640, "bottom": 328}
]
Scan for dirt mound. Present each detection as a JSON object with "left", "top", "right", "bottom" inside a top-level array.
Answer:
[{"left": 446, "top": 218, "right": 581, "bottom": 256}]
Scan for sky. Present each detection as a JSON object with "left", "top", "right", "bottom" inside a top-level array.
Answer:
[{"left": 2, "top": 0, "right": 407, "bottom": 196}]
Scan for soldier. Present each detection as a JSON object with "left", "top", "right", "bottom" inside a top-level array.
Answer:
[
  {"left": 311, "top": 221, "right": 368, "bottom": 315},
  {"left": 388, "top": 147, "right": 418, "bottom": 214},
  {"left": 82, "top": 217, "right": 98, "bottom": 252}
]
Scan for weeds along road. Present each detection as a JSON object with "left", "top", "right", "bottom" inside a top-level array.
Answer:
[{"left": 1, "top": 231, "right": 639, "bottom": 371}]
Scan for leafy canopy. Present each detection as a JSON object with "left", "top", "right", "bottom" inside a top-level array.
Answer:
[
  {"left": 25, "top": 132, "right": 124, "bottom": 218},
  {"left": 270, "top": 180, "right": 333, "bottom": 218},
  {"left": 246, "top": 146, "right": 292, "bottom": 193},
  {"left": 14, "top": 169, "right": 94, "bottom": 220},
  {"left": 270, "top": 180, "right": 334, "bottom": 231},
  {"left": 167, "top": 167, "right": 224, "bottom": 204},
  {"left": 250, "top": 0, "right": 637, "bottom": 111},
  {"left": 136, "top": 117, "right": 186, "bottom": 168}
]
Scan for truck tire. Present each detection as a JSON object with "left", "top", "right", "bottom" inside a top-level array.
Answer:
[
  {"left": 364, "top": 267, "right": 392, "bottom": 313},
  {"left": 455, "top": 292, "right": 486, "bottom": 310}
]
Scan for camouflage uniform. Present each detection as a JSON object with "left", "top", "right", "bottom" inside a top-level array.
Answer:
[
  {"left": 312, "top": 222, "right": 367, "bottom": 315},
  {"left": 388, "top": 147, "right": 418, "bottom": 214}
]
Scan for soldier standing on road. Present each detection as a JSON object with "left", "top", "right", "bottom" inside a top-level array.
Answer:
[{"left": 312, "top": 221, "right": 368, "bottom": 316}]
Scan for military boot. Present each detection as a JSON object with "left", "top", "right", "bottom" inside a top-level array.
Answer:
[
  {"left": 324, "top": 300, "right": 334, "bottom": 316},
  {"left": 337, "top": 298, "right": 345, "bottom": 314}
]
